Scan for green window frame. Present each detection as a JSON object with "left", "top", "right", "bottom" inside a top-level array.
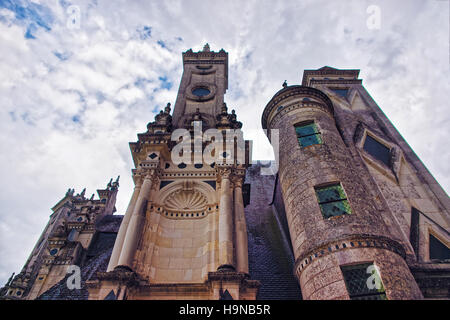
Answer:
[
  {"left": 341, "top": 263, "right": 387, "bottom": 300},
  {"left": 295, "top": 121, "right": 323, "bottom": 147},
  {"left": 315, "top": 183, "right": 351, "bottom": 219}
]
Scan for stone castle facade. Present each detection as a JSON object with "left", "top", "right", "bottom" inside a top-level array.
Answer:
[{"left": 2, "top": 45, "right": 449, "bottom": 300}]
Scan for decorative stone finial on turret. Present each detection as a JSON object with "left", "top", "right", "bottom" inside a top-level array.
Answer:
[
  {"left": 221, "top": 102, "right": 228, "bottom": 114},
  {"left": 151, "top": 103, "right": 173, "bottom": 129},
  {"left": 6, "top": 272, "right": 15, "bottom": 286},
  {"left": 164, "top": 102, "right": 171, "bottom": 114},
  {"left": 231, "top": 109, "right": 237, "bottom": 121},
  {"left": 90, "top": 194, "right": 95, "bottom": 200},
  {"left": 282, "top": 80, "right": 287, "bottom": 88},
  {"left": 80, "top": 188, "right": 86, "bottom": 198},
  {"left": 107, "top": 178, "right": 113, "bottom": 188},
  {"left": 215, "top": 103, "right": 242, "bottom": 129},
  {"left": 203, "top": 43, "right": 210, "bottom": 52}
]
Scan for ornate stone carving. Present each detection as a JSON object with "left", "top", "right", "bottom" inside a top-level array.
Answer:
[
  {"left": 215, "top": 103, "right": 242, "bottom": 130},
  {"left": 164, "top": 189, "right": 208, "bottom": 212}
]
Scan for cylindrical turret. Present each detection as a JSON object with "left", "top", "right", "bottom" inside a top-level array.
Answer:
[{"left": 262, "top": 85, "right": 422, "bottom": 300}]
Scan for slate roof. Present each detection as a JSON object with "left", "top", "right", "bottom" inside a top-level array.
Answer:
[
  {"left": 245, "top": 164, "right": 302, "bottom": 300},
  {"left": 38, "top": 215, "right": 123, "bottom": 300}
]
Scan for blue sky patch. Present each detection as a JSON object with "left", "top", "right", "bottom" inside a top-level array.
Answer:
[
  {"left": 53, "top": 51, "right": 71, "bottom": 61},
  {"left": 137, "top": 25, "right": 152, "bottom": 40},
  {"left": 157, "top": 40, "right": 166, "bottom": 48},
  {"left": 158, "top": 76, "right": 172, "bottom": 90},
  {"left": 0, "top": 0, "right": 53, "bottom": 39}
]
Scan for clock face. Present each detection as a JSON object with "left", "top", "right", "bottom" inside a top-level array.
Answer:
[{"left": 192, "top": 87, "right": 210, "bottom": 97}]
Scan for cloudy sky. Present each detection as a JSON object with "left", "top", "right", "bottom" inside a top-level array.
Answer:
[{"left": 0, "top": 0, "right": 448, "bottom": 285}]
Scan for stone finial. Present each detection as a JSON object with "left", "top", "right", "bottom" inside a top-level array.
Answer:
[
  {"left": 231, "top": 109, "right": 237, "bottom": 121},
  {"left": 115, "top": 175, "right": 120, "bottom": 184},
  {"left": 221, "top": 103, "right": 228, "bottom": 114},
  {"left": 90, "top": 194, "right": 95, "bottom": 200},
  {"left": 164, "top": 102, "right": 171, "bottom": 114},
  {"left": 107, "top": 178, "right": 113, "bottom": 187},
  {"left": 80, "top": 188, "right": 86, "bottom": 198},
  {"left": 203, "top": 43, "right": 210, "bottom": 52},
  {"left": 6, "top": 272, "right": 15, "bottom": 286},
  {"left": 282, "top": 80, "right": 287, "bottom": 88}
]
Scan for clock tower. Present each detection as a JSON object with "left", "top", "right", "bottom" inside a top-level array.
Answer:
[{"left": 87, "top": 44, "right": 258, "bottom": 300}]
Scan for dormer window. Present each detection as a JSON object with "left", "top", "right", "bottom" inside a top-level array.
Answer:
[
  {"left": 363, "top": 134, "right": 391, "bottom": 167},
  {"left": 331, "top": 88, "right": 348, "bottom": 98}
]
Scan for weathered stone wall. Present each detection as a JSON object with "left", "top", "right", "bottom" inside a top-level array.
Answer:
[
  {"left": 299, "top": 246, "right": 422, "bottom": 300},
  {"left": 263, "top": 85, "right": 423, "bottom": 299},
  {"left": 134, "top": 209, "right": 219, "bottom": 283}
]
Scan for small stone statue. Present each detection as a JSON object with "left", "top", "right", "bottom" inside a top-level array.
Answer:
[{"left": 164, "top": 102, "right": 171, "bottom": 114}]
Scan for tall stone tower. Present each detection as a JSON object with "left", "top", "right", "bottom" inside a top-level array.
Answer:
[
  {"left": 1, "top": 178, "right": 119, "bottom": 300},
  {"left": 87, "top": 44, "right": 258, "bottom": 300},
  {"left": 262, "top": 67, "right": 449, "bottom": 299}
]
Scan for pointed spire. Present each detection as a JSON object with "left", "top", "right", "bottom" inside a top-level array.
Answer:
[
  {"left": 80, "top": 188, "right": 86, "bottom": 198},
  {"left": 107, "top": 178, "right": 113, "bottom": 187},
  {"left": 6, "top": 272, "right": 15, "bottom": 286},
  {"left": 115, "top": 175, "right": 120, "bottom": 184},
  {"left": 282, "top": 80, "right": 287, "bottom": 88}
]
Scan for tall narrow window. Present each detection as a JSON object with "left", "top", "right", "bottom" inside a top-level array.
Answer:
[
  {"left": 429, "top": 234, "right": 450, "bottom": 261},
  {"left": 410, "top": 207, "right": 420, "bottom": 258},
  {"left": 341, "top": 263, "right": 387, "bottom": 300},
  {"left": 295, "top": 121, "right": 322, "bottom": 147},
  {"left": 363, "top": 134, "right": 391, "bottom": 167},
  {"left": 315, "top": 183, "right": 351, "bottom": 219}
]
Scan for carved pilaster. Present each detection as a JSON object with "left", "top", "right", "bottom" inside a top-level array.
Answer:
[
  {"left": 217, "top": 166, "right": 234, "bottom": 271},
  {"left": 232, "top": 172, "right": 249, "bottom": 275},
  {"left": 116, "top": 169, "right": 156, "bottom": 270}
]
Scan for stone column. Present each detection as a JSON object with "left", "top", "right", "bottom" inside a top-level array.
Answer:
[
  {"left": 218, "top": 168, "right": 234, "bottom": 270},
  {"left": 234, "top": 178, "right": 249, "bottom": 274},
  {"left": 117, "top": 170, "right": 155, "bottom": 270},
  {"left": 107, "top": 179, "right": 142, "bottom": 271}
]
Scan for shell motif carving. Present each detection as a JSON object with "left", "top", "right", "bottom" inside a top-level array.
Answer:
[{"left": 164, "top": 190, "right": 208, "bottom": 212}]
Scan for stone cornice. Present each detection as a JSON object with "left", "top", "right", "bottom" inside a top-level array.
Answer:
[
  {"left": 301, "top": 67, "right": 360, "bottom": 86},
  {"left": 309, "top": 79, "right": 362, "bottom": 85},
  {"left": 294, "top": 234, "right": 407, "bottom": 277}
]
